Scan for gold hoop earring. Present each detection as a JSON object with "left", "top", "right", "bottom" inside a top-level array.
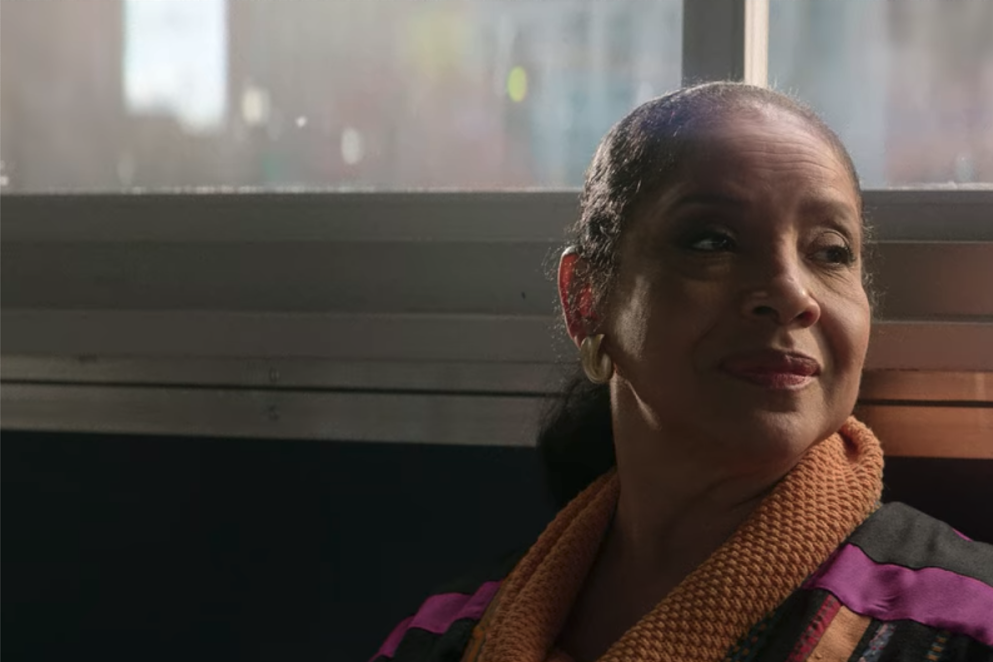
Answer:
[{"left": 580, "top": 334, "right": 613, "bottom": 384}]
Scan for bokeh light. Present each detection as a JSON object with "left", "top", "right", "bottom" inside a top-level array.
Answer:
[{"left": 507, "top": 66, "right": 528, "bottom": 103}]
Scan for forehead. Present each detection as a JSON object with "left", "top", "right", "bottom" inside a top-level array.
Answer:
[{"left": 668, "top": 108, "right": 859, "bottom": 208}]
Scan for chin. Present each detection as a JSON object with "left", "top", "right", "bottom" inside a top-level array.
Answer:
[{"left": 710, "top": 408, "right": 837, "bottom": 471}]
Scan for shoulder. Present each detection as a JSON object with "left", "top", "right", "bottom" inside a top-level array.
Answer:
[
  {"left": 804, "top": 502, "right": 993, "bottom": 652},
  {"left": 848, "top": 502, "right": 993, "bottom": 576},
  {"left": 368, "top": 550, "right": 523, "bottom": 662}
]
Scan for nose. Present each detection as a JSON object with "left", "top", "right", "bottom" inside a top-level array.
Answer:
[{"left": 741, "top": 255, "right": 821, "bottom": 328}]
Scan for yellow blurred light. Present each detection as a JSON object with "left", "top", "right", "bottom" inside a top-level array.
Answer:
[{"left": 507, "top": 66, "right": 528, "bottom": 103}]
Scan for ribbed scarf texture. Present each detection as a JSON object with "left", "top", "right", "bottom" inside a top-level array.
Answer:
[{"left": 464, "top": 417, "right": 884, "bottom": 662}]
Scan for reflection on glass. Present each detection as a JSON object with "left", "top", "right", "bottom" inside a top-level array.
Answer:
[
  {"left": 769, "top": 0, "right": 993, "bottom": 187},
  {"left": 0, "top": 0, "right": 682, "bottom": 192},
  {"left": 124, "top": 0, "right": 227, "bottom": 132}
]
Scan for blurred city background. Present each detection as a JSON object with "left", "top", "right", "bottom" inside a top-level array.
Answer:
[{"left": 1, "top": 0, "right": 991, "bottom": 192}]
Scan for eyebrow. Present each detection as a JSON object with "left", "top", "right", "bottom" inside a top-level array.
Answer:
[
  {"left": 672, "top": 192, "right": 858, "bottom": 221},
  {"left": 670, "top": 193, "right": 749, "bottom": 209},
  {"left": 797, "top": 197, "right": 859, "bottom": 220},
  {"left": 798, "top": 197, "right": 862, "bottom": 239}
]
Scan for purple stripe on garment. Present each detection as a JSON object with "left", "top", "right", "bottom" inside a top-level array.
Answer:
[
  {"left": 371, "top": 580, "right": 501, "bottom": 661},
  {"left": 804, "top": 543, "right": 993, "bottom": 647}
]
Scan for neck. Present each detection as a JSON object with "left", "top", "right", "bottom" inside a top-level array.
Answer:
[
  {"left": 609, "top": 459, "right": 777, "bottom": 579},
  {"left": 555, "top": 406, "right": 806, "bottom": 662},
  {"left": 607, "top": 393, "right": 806, "bottom": 585}
]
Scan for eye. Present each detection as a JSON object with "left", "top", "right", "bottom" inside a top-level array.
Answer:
[
  {"left": 813, "top": 242, "right": 856, "bottom": 266},
  {"left": 686, "top": 230, "right": 736, "bottom": 253}
]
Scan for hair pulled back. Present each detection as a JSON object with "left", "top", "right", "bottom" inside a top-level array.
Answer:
[{"left": 538, "top": 82, "right": 866, "bottom": 509}]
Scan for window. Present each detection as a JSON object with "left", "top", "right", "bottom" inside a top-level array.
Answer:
[
  {"left": 0, "top": 0, "right": 682, "bottom": 192},
  {"left": 5, "top": 1, "right": 992, "bottom": 193},
  {"left": 769, "top": 0, "right": 993, "bottom": 187},
  {"left": 2, "top": 0, "right": 991, "bottom": 446}
]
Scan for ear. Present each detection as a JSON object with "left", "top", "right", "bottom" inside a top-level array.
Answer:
[{"left": 558, "top": 249, "right": 597, "bottom": 348}]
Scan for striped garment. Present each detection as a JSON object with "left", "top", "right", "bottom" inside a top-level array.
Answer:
[{"left": 371, "top": 503, "right": 993, "bottom": 662}]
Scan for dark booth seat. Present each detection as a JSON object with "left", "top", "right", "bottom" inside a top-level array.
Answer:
[{"left": 2, "top": 430, "right": 989, "bottom": 662}]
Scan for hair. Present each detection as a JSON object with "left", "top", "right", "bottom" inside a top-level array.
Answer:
[{"left": 537, "top": 82, "right": 871, "bottom": 509}]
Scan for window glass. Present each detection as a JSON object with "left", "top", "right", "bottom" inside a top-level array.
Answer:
[
  {"left": 769, "top": 0, "right": 993, "bottom": 188},
  {"left": 0, "top": 0, "right": 682, "bottom": 192}
]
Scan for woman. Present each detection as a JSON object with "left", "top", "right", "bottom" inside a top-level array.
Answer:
[{"left": 370, "top": 83, "right": 993, "bottom": 662}]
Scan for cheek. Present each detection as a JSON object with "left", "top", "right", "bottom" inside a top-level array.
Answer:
[
  {"left": 826, "top": 292, "right": 872, "bottom": 378},
  {"left": 608, "top": 273, "right": 729, "bottom": 370},
  {"left": 605, "top": 277, "right": 653, "bottom": 361}
]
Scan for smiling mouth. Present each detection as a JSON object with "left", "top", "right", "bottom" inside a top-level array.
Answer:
[
  {"left": 720, "top": 350, "right": 821, "bottom": 391},
  {"left": 727, "top": 371, "right": 815, "bottom": 390}
]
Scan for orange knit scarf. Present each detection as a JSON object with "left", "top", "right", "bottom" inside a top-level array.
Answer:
[{"left": 463, "top": 417, "right": 884, "bottom": 662}]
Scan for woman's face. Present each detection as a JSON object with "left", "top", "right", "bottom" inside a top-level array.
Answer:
[{"left": 600, "top": 108, "right": 870, "bottom": 467}]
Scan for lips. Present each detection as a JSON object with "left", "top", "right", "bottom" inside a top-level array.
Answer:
[{"left": 720, "top": 350, "right": 821, "bottom": 390}]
